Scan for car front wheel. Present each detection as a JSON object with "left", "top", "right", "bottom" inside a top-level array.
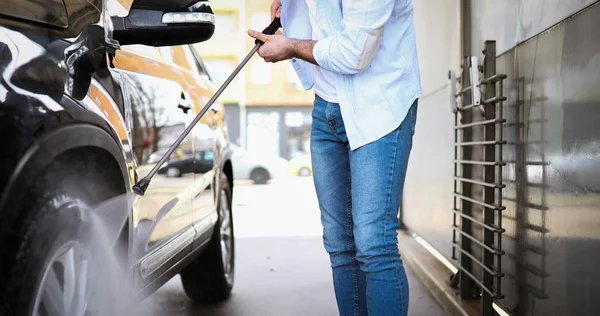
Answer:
[
  {"left": 0, "top": 161, "right": 124, "bottom": 316},
  {"left": 180, "top": 174, "right": 234, "bottom": 302}
]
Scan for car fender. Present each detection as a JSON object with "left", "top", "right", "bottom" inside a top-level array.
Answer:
[
  {"left": 0, "top": 113, "right": 131, "bottom": 227},
  {"left": 220, "top": 144, "right": 233, "bottom": 171}
]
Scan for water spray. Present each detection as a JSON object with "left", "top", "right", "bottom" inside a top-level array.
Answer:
[{"left": 133, "top": 18, "right": 281, "bottom": 196}]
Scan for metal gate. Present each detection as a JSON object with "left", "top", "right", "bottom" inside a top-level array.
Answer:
[{"left": 450, "top": 41, "right": 507, "bottom": 315}]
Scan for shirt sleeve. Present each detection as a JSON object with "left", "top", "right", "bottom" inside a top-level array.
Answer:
[{"left": 313, "top": 0, "right": 395, "bottom": 75}]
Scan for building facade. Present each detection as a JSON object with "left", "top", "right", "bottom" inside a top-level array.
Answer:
[{"left": 194, "top": 0, "right": 314, "bottom": 159}]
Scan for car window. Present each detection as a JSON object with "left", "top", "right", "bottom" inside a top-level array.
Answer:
[
  {"left": 181, "top": 46, "right": 201, "bottom": 75},
  {"left": 204, "top": 151, "right": 214, "bottom": 161},
  {"left": 159, "top": 47, "right": 175, "bottom": 64},
  {"left": 184, "top": 46, "right": 211, "bottom": 79},
  {"left": 194, "top": 53, "right": 211, "bottom": 80},
  {"left": 121, "top": 71, "right": 192, "bottom": 165}
]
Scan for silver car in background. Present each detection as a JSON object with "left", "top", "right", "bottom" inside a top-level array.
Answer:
[{"left": 231, "top": 145, "right": 289, "bottom": 184}]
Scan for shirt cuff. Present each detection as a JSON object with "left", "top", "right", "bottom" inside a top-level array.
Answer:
[{"left": 313, "top": 36, "right": 334, "bottom": 71}]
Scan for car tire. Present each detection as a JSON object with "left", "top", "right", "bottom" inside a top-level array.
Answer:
[
  {"left": 0, "top": 160, "right": 124, "bottom": 316},
  {"left": 298, "top": 167, "right": 312, "bottom": 177},
  {"left": 166, "top": 167, "right": 181, "bottom": 178},
  {"left": 180, "top": 175, "right": 234, "bottom": 303},
  {"left": 250, "top": 168, "right": 270, "bottom": 185}
]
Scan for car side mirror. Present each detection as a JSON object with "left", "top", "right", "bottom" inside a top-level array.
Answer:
[{"left": 111, "top": 0, "right": 215, "bottom": 47}]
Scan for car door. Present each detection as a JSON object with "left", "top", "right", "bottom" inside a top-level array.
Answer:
[
  {"left": 113, "top": 45, "right": 197, "bottom": 287},
  {"left": 169, "top": 45, "right": 220, "bottom": 244}
]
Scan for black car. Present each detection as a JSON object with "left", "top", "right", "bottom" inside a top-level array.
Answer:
[
  {"left": 158, "top": 150, "right": 215, "bottom": 177},
  {"left": 0, "top": 1, "right": 236, "bottom": 315}
]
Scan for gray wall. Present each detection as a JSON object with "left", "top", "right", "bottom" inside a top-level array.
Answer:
[
  {"left": 405, "top": 1, "right": 600, "bottom": 315},
  {"left": 470, "top": 0, "right": 597, "bottom": 55},
  {"left": 494, "top": 5, "right": 600, "bottom": 314},
  {"left": 403, "top": 0, "right": 461, "bottom": 261}
]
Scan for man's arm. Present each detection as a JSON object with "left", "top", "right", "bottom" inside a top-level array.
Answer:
[
  {"left": 249, "top": 0, "right": 397, "bottom": 75},
  {"left": 313, "top": 0, "right": 396, "bottom": 74},
  {"left": 247, "top": 30, "right": 317, "bottom": 65},
  {"left": 289, "top": 39, "right": 318, "bottom": 65}
]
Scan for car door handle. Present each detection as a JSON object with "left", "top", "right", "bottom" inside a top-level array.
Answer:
[
  {"left": 178, "top": 91, "right": 193, "bottom": 114},
  {"left": 178, "top": 104, "right": 192, "bottom": 114}
]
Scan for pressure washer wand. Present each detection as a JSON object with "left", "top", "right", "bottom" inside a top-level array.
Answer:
[{"left": 133, "top": 18, "right": 281, "bottom": 196}]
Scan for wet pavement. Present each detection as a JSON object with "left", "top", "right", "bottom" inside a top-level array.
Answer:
[{"left": 134, "top": 178, "right": 445, "bottom": 315}]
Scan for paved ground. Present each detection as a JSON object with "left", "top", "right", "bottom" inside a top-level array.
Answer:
[{"left": 135, "top": 177, "right": 445, "bottom": 315}]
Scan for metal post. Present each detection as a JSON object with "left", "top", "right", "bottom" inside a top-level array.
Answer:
[
  {"left": 460, "top": 0, "right": 471, "bottom": 57},
  {"left": 497, "top": 75, "right": 505, "bottom": 300},
  {"left": 459, "top": 55, "right": 475, "bottom": 300},
  {"left": 458, "top": 0, "right": 475, "bottom": 299},
  {"left": 482, "top": 40, "right": 497, "bottom": 316},
  {"left": 453, "top": 98, "right": 458, "bottom": 260}
]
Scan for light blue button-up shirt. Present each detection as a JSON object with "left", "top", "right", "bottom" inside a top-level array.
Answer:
[{"left": 281, "top": 0, "right": 422, "bottom": 150}]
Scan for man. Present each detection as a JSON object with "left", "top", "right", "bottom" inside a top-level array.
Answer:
[{"left": 248, "top": 0, "right": 421, "bottom": 315}]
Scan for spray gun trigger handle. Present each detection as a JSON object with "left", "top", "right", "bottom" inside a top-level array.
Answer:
[{"left": 255, "top": 18, "right": 282, "bottom": 45}]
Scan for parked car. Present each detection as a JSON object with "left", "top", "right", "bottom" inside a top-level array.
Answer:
[
  {"left": 158, "top": 150, "right": 215, "bottom": 177},
  {"left": 231, "top": 145, "right": 289, "bottom": 184},
  {"left": 289, "top": 153, "right": 312, "bottom": 177},
  {"left": 0, "top": 1, "right": 236, "bottom": 315}
]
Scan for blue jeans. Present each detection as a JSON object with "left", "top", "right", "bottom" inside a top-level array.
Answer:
[{"left": 311, "top": 95, "right": 418, "bottom": 316}]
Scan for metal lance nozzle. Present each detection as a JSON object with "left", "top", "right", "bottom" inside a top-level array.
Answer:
[{"left": 132, "top": 177, "right": 151, "bottom": 196}]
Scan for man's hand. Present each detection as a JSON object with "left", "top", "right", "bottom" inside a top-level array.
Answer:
[
  {"left": 248, "top": 0, "right": 318, "bottom": 65},
  {"left": 248, "top": 30, "right": 318, "bottom": 65},
  {"left": 248, "top": 30, "right": 292, "bottom": 63},
  {"left": 271, "top": 0, "right": 282, "bottom": 20}
]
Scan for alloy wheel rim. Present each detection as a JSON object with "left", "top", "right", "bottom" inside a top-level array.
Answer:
[
  {"left": 219, "top": 189, "right": 233, "bottom": 285},
  {"left": 32, "top": 242, "right": 92, "bottom": 316},
  {"left": 255, "top": 173, "right": 266, "bottom": 183}
]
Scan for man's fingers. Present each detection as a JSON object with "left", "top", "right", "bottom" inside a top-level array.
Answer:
[
  {"left": 270, "top": 0, "right": 281, "bottom": 20},
  {"left": 257, "top": 47, "right": 273, "bottom": 63},
  {"left": 248, "top": 29, "right": 269, "bottom": 43}
]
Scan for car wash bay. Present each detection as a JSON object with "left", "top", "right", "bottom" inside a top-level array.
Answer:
[{"left": 133, "top": 178, "right": 445, "bottom": 315}]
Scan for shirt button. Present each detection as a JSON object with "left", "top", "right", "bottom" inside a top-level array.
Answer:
[{"left": 292, "top": 58, "right": 297, "bottom": 63}]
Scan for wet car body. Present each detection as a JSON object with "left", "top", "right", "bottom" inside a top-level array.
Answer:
[{"left": 0, "top": 0, "right": 235, "bottom": 314}]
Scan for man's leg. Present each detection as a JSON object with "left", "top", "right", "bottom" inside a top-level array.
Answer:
[
  {"left": 349, "top": 100, "right": 418, "bottom": 316},
  {"left": 311, "top": 96, "right": 367, "bottom": 316}
]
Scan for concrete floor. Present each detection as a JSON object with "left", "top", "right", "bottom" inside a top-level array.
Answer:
[{"left": 134, "top": 178, "right": 445, "bottom": 315}]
